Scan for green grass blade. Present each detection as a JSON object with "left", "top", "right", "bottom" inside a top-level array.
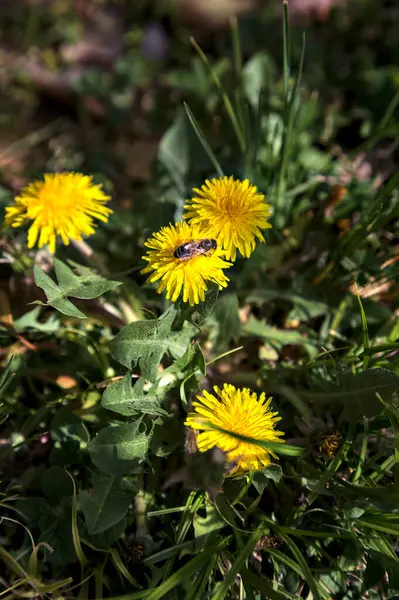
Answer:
[
  {"left": 146, "top": 540, "right": 228, "bottom": 600},
  {"left": 278, "top": 533, "right": 322, "bottom": 600},
  {"left": 211, "top": 530, "right": 263, "bottom": 600},
  {"left": 241, "top": 568, "right": 291, "bottom": 599},
  {"left": 275, "top": 32, "right": 306, "bottom": 228},
  {"left": 0, "top": 355, "right": 15, "bottom": 400},
  {"left": 357, "top": 516, "right": 399, "bottom": 536},
  {"left": 191, "top": 37, "right": 246, "bottom": 154},
  {"left": 110, "top": 548, "right": 140, "bottom": 588},
  {"left": 341, "top": 169, "right": 399, "bottom": 255},
  {"left": 352, "top": 88, "right": 399, "bottom": 154},
  {"left": 160, "top": 491, "right": 203, "bottom": 583},
  {"left": 183, "top": 102, "right": 224, "bottom": 177},
  {"left": 351, "top": 419, "right": 369, "bottom": 483},
  {"left": 66, "top": 469, "right": 88, "bottom": 568},
  {"left": 282, "top": 0, "right": 291, "bottom": 102},
  {"left": 190, "top": 419, "right": 302, "bottom": 456},
  {"left": 355, "top": 286, "right": 370, "bottom": 369},
  {"left": 185, "top": 555, "right": 217, "bottom": 600}
]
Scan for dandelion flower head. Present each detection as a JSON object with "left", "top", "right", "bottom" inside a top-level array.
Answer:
[
  {"left": 141, "top": 221, "right": 232, "bottom": 306},
  {"left": 184, "top": 176, "right": 272, "bottom": 261},
  {"left": 185, "top": 383, "right": 285, "bottom": 475},
  {"left": 4, "top": 172, "right": 112, "bottom": 253}
]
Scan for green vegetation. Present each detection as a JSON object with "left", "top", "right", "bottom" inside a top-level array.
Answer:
[{"left": 1, "top": 1, "right": 399, "bottom": 597}]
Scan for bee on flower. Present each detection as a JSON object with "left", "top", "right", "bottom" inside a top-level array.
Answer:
[
  {"left": 3, "top": 172, "right": 112, "bottom": 254},
  {"left": 184, "top": 176, "right": 272, "bottom": 261},
  {"left": 185, "top": 383, "right": 285, "bottom": 476},
  {"left": 141, "top": 221, "right": 232, "bottom": 306}
]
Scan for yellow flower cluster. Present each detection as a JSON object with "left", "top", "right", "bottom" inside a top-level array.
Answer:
[
  {"left": 142, "top": 176, "right": 271, "bottom": 306},
  {"left": 141, "top": 180, "right": 278, "bottom": 474},
  {"left": 3, "top": 172, "right": 281, "bottom": 476},
  {"left": 4, "top": 172, "right": 271, "bottom": 306}
]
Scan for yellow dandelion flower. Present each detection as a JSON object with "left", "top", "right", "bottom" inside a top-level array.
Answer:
[
  {"left": 184, "top": 176, "right": 272, "bottom": 261},
  {"left": 185, "top": 383, "right": 285, "bottom": 476},
  {"left": 141, "top": 221, "right": 232, "bottom": 306},
  {"left": 4, "top": 172, "right": 112, "bottom": 253}
]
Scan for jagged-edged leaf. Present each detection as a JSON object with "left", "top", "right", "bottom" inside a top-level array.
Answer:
[
  {"left": 102, "top": 374, "right": 167, "bottom": 417},
  {"left": 80, "top": 471, "right": 135, "bottom": 535},
  {"left": 164, "top": 342, "right": 206, "bottom": 376},
  {"left": 243, "top": 315, "right": 319, "bottom": 356},
  {"left": 34, "top": 258, "right": 121, "bottom": 319},
  {"left": 88, "top": 421, "right": 150, "bottom": 475},
  {"left": 175, "top": 283, "right": 220, "bottom": 327},
  {"left": 109, "top": 309, "right": 175, "bottom": 379}
]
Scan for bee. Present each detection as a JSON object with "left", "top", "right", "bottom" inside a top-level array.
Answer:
[{"left": 174, "top": 239, "right": 217, "bottom": 260}]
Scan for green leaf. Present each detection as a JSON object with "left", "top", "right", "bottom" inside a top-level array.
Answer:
[
  {"left": 88, "top": 421, "right": 150, "bottom": 475},
  {"left": 332, "top": 480, "right": 399, "bottom": 505},
  {"left": 176, "top": 283, "right": 220, "bottom": 327},
  {"left": 165, "top": 342, "right": 206, "bottom": 376},
  {"left": 193, "top": 501, "right": 225, "bottom": 551},
  {"left": 90, "top": 517, "right": 127, "bottom": 549},
  {"left": 40, "top": 465, "right": 74, "bottom": 503},
  {"left": 246, "top": 282, "right": 330, "bottom": 322},
  {"left": 305, "top": 368, "right": 399, "bottom": 423},
  {"left": 374, "top": 551, "right": 399, "bottom": 589},
  {"left": 158, "top": 115, "right": 190, "bottom": 190},
  {"left": 50, "top": 408, "right": 90, "bottom": 465},
  {"left": 80, "top": 471, "right": 134, "bottom": 535},
  {"left": 102, "top": 374, "right": 168, "bottom": 417},
  {"left": 109, "top": 309, "right": 175, "bottom": 379},
  {"left": 242, "top": 52, "right": 275, "bottom": 107},
  {"left": 252, "top": 465, "right": 282, "bottom": 495},
  {"left": 211, "top": 293, "right": 241, "bottom": 352},
  {"left": 243, "top": 315, "right": 319, "bottom": 356},
  {"left": 14, "top": 307, "right": 59, "bottom": 333},
  {"left": 363, "top": 553, "right": 386, "bottom": 591},
  {"left": 34, "top": 258, "right": 121, "bottom": 319}
]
